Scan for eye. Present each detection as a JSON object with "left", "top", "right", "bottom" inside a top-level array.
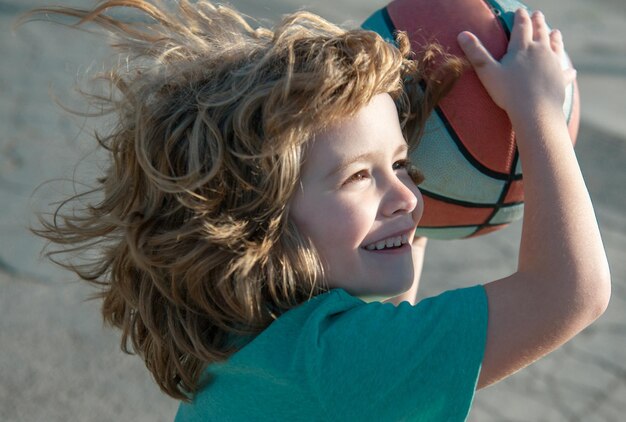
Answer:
[
  {"left": 344, "top": 169, "right": 369, "bottom": 185},
  {"left": 393, "top": 159, "right": 411, "bottom": 171},
  {"left": 395, "top": 158, "right": 425, "bottom": 185}
]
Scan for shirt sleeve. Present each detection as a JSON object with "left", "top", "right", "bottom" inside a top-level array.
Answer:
[{"left": 304, "top": 285, "right": 488, "bottom": 421}]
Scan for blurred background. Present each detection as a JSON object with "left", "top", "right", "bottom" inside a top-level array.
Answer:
[{"left": 1, "top": 0, "right": 624, "bottom": 420}]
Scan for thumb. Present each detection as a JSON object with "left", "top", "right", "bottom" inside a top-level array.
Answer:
[{"left": 457, "top": 31, "right": 497, "bottom": 70}]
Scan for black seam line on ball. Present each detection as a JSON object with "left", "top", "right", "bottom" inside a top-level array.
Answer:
[
  {"left": 427, "top": 102, "right": 514, "bottom": 181},
  {"left": 477, "top": 149, "right": 521, "bottom": 233},
  {"left": 420, "top": 188, "right": 523, "bottom": 208},
  {"left": 466, "top": 223, "right": 509, "bottom": 238}
]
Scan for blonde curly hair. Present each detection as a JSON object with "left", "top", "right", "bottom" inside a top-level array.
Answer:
[{"left": 25, "top": 0, "right": 465, "bottom": 400}]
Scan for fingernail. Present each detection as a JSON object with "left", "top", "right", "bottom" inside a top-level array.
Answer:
[{"left": 458, "top": 32, "right": 471, "bottom": 45}]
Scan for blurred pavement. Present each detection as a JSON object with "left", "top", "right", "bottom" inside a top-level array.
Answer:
[{"left": 1, "top": 0, "right": 624, "bottom": 420}]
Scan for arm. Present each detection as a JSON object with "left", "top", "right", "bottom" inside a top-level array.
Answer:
[
  {"left": 457, "top": 9, "right": 611, "bottom": 389},
  {"left": 383, "top": 237, "right": 427, "bottom": 306}
]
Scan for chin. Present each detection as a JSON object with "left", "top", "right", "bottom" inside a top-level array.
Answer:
[
  {"left": 363, "top": 279, "right": 413, "bottom": 298},
  {"left": 329, "top": 271, "right": 414, "bottom": 297},
  {"left": 383, "top": 282, "right": 412, "bottom": 297}
]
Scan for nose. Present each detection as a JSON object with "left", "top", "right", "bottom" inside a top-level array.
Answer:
[{"left": 380, "top": 174, "right": 420, "bottom": 217}]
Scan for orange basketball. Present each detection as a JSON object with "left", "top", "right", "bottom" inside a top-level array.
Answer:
[{"left": 363, "top": 0, "right": 579, "bottom": 239}]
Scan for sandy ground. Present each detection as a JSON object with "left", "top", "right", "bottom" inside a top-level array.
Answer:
[{"left": 1, "top": 0, "right": 625, "bottom": 420}]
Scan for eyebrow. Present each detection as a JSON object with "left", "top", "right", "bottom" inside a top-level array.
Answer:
[{"left": 326, "top": 143, "right": 408, "bottom": 179}]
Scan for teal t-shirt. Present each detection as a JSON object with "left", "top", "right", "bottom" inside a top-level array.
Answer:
[{"left": 176, "top": 285, "right": 488, "bottom": 421}]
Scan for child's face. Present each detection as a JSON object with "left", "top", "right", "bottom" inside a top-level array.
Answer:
[{"left": 289, "top": 93, "right": 423, "bottom": 297}]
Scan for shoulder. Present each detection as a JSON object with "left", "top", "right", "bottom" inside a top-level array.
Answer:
[{"left": 266, "top": 285, "right": 488, "bottom": 342}]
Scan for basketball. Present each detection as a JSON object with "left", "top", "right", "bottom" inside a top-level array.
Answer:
[{"left": 363, "top": 0, "right": 580, "bottom": 239}]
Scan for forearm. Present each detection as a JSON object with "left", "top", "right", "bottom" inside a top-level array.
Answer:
[
  {"left": 477, "top": 108, "right": 611, "bottom": 388},
  {"left": 512, "top": 107, "right": 610, "bottom": 315}
]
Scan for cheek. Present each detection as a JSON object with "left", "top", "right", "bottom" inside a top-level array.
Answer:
[
  {"left": 290, "top": 195, "right": 330, "bottom": 247},
  {"left": 293, "top": 195, "right": 374, "bottom": 251},
  {"left": 318, "top": 198, "right": 374, "bottom": 249}
]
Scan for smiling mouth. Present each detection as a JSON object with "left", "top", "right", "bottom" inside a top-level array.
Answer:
[{"left": 363, "top": 233, "right": 410, "bottom": 251}]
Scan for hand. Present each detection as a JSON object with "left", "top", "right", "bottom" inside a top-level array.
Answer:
[{"left": 456, "top": 8, "right": 577, "bottom": 121}]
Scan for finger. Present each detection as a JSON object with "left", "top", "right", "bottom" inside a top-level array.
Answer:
[
  {"left": 549, "top": 29, "right": 565, "bottom": 57},
  {"left": 531, "top": 10, "right": 549, "bottom": 44},
  {"left": 457, "top": 31, "right": 498, "bottom": 70},
  {"left": 509, "top": 8, "right": 532, "bottom": 49}
]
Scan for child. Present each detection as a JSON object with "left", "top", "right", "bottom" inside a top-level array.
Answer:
[{"left": 27, "top": 1, "right": 610, "bottom": 420}]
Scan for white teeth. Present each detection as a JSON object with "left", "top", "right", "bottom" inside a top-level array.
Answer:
[{"left": 365, "top": 234, "right": 408, "bottom": 251}]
